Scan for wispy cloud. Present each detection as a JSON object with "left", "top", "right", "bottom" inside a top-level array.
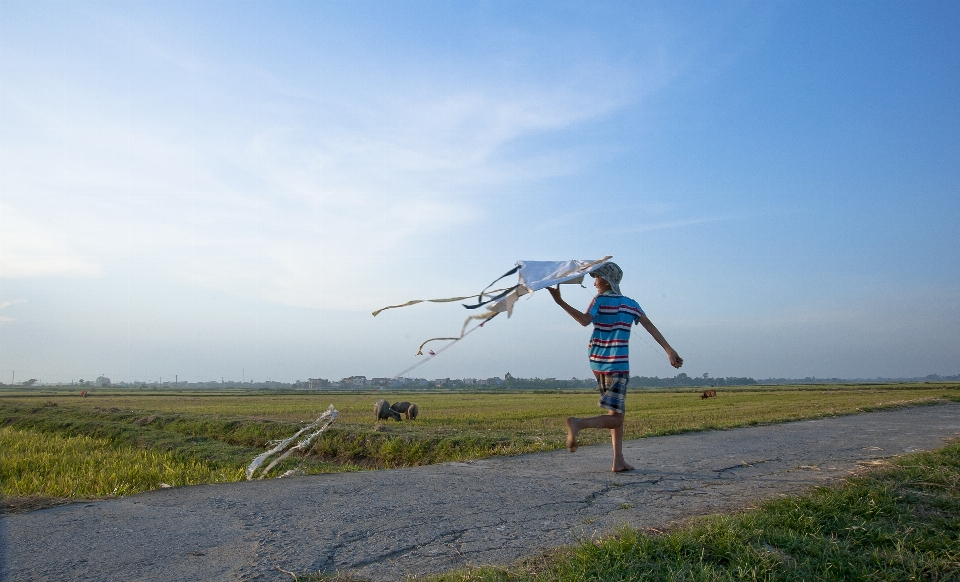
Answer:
[
  {"left": 0, "top": 67, "right": 630, "bottom": 311},
  {"left": 0, "top": 204, "right": 102, "bottom": 278},
  {"left": 618, "top": 206, "right": 798, "bottom": 234},
  {"left": 3, "top": 3, "right": 738, "bottom": 314},
  {"left": 626, "top": 215, "right": 735, "bottom": 233},
  {"left": 0, "top": 298, "right": 26, "bottom": 322}
]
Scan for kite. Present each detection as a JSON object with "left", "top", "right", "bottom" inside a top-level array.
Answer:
[{"left": 373, "top": 256, "right": 613, "bottom": 356}]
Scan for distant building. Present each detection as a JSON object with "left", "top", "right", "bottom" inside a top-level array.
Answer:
[
  {"left": 96, "top": 376, "right": 111, "bottom": 387},
  {"left": 341, "top": 376, "right": 368, "bottom": 387}
]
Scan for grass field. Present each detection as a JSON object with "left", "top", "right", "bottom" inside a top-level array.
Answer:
[
  {"left": 2, "top": 383, "right": 958, "bottom": 506},
  {"left": 427, "top": 438, "right": 960, "bottom": 582},
  {"left": 0, "top": 426, "right": 243, "bottom": 497}
]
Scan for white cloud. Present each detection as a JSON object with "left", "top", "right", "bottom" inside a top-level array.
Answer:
[
  {"left": 628, "top": 215, "right": 734, "bottom": 233},
  {"left": 7, "top": 3, "right": 703, "bottom": 318},
  {"left": 1, "top": 69, "right": 627, "bottom": 311},
  {"left": 0, "top": 298, "right": 25, "bottom": 322},
  {"left": 0, "top": 204, "right": 101, "bottom": 278}
]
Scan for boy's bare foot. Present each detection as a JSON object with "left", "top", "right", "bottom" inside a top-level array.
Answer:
[
  {"left": 612, "top": 462, "right": 634, "bottom": 472},
  {"left": 565, "top": 417, "right": 579, "bottom": 452}
]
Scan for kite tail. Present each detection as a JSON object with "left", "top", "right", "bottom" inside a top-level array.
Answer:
[
  {"left": 461, "top": 264, "right": 521, "bottom": 309},
  {"left": 371, "top": 287, "right": 514, "bottom": 317}
]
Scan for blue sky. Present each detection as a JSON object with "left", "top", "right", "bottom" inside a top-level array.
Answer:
[{"left": 1, "top": 1, "right": 958, "bottom": 383}]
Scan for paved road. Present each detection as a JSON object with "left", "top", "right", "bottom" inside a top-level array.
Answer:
[{"left": 2, "top": 403, "right": 959, "bottom": 582}]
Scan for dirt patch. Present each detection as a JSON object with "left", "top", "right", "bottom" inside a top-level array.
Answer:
[{"left": 134, "top": 414, "right": 159, "bottom": 425}]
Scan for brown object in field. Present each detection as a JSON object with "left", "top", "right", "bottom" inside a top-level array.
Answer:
[
  {"left": 391, "top": 402, "right": 412, "bottom": 414},
  {"left": 405, "top": 404, "right": 418, "bottom": 420},
  {"left": 701, "top": 389, "right": 717, "bottom": 399},
  {"left": 374, "top": 399, "right": 401, "bottom": 421}
]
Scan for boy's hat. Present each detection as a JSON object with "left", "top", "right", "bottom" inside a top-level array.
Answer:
[{"left": 590, "top": 262, "right": 622, "bottom": 294}]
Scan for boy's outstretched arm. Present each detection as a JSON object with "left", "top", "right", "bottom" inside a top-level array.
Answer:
[
  {"left": 547, "top": 286, "right": 592, "bottom": 326},
  {"left": 638, "top": 313, "right": 684, "bottom": 368}
]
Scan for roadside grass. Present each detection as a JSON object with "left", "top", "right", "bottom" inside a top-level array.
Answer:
[
  {"left": 426, "top": 439, "right": 960, "bottom": 582},
  {"left": 1, "top": 384, "right": 958, "bottom": 506},
  {"left": 0, "top": 426, "right": 243, "bottom": 498}
]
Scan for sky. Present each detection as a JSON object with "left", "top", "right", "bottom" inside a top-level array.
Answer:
[{"left": 1, "top": 0, "right": 958, "bottom": 384}]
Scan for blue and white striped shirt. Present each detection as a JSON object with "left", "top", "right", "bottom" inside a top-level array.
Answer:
[{"left": 587, "top": 292, "right": 644, "bottom": 374}]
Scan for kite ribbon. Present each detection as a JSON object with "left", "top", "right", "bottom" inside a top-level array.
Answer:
[
  {"left": 371, "top": 287, "right": 513, "bottom": 317},
  {"left": 461, "top": 264, "right": 521, "bottom": 310}
]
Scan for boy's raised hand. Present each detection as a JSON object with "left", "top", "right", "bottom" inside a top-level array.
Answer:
[
  {"left": 546, "top": 285, "right": 562, "bottom": 303},
  {"left": 668, "top": 349, "right": 683, "bottom": 369},
  {"left": 549, "top": 285, "right": 593, "bottom": 326}
]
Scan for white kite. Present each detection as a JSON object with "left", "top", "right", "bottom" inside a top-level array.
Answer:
[{"left": 373, "top": 256, "right": 612, "bottom": 356}]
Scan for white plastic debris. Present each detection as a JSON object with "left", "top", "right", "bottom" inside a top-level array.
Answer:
[{"left": 246, "top": 404, "right": 338, "bottom": 480}]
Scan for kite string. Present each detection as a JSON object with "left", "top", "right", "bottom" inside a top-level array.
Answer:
[
  {"left": 390, "top": 316, "right": 494, "bottom": 379},
  {"left": 632, "top": 326, "right": 673, "bottom": 364}
]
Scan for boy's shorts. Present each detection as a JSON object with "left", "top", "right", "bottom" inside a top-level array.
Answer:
[{"left": 597, "top": 372, "right": 628, "bottom": 414}]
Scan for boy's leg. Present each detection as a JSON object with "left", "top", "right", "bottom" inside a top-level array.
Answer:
[
  {"left": 565, "top": 417, "right": 579, "bottom": 452},
  {"left": 565, "top": 411, "right": 624, "bottom": 451},
  {"left": 567, "top": 372, "right": 633, "bottom": 471},
  {"left": 565, "top": 412, "right": 633, "bottom": 471},
  {"left": 610, "top": 414, "right": 633, "bottom": 472},
  {"left": 567, "top": 374, "right": 618, "bottom": 452}
]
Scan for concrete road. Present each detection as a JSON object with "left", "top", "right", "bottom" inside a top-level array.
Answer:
[{"left": 2, "top": 403, "right": 958, "bottom": 581}]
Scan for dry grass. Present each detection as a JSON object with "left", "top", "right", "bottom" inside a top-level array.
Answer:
[{"left": 0, "top": 426, "right": 243, "bottom": 498}]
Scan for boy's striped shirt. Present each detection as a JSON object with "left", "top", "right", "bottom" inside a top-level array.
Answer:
[{"left": 587, "top": 292, "right": 644, "bottom": 374}]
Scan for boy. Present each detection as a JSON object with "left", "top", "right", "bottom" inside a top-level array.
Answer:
[{"left": 547, "top": 262, "right": 682, "bottom": 472}]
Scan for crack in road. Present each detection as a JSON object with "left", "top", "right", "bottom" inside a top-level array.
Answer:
[{"left": 713, "top": 458, "right": 783, "bottom": 477}]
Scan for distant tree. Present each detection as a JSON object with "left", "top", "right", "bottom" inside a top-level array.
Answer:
[{"left": 21, "top": 378, "right": 38, "bottom": 386}]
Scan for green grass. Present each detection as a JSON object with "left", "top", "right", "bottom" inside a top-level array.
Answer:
[
  {"left": 0, "top": 426, "right": 243, "bottom": 497},
  {"left": 427, "top": 439, "right": 960, "bottom": 581},
  {"left": 1, "top": 384, "right": 958, "bottom": 504}
]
